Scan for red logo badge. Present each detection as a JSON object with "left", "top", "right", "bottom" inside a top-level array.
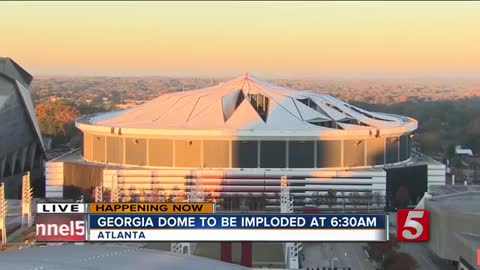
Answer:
[{"left": 397, "top": 209, "right": 429, "bottom": 241}]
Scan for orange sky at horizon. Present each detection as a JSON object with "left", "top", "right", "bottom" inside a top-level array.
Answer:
[{"left": 2, "top": 1, "right": 480, "bottom": 78}]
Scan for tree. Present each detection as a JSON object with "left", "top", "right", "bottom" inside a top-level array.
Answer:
[
  {"left": 222, "top": 194, "right": 232, "bottom": 210},
  {"left": 350, "top": 192, "right": 362, "bottom": 208},
  {"left": 381, "top": 252, "right": 417, "bottom": 270},
  {"left": 167, "top": 186, "right": 182, "bottom": 202},
  {"left": 103, "top": 188, "right": 111, "bottom": 202},
  {"left": 257, "top": 193, "right": 267, "bottom": 211},
  {"left": 35, "top": 100, "right": 80, "bottom": 143},
  {"left": 151, "top": 187, "right": 166, "bottom": 202},
  {"left": 231, "top": 194, "right": 241, "bottom": 210},
  {"left": 139, "top": 189, "right": 146, "bottom": 202},
  {"left": 395, "top": 186, "right": 410, "bottom": 208},
  {"left": 361, "top": 192, "right": 373, "bottom": 209},
  {"left": 367, "top": 233, "right": 399, "bottom": 262},
  {"left": 124, "top": 185, "right": 136, "bottom": 202},
  {"left": 203, "top": 192, "right": 215, "bottom": 203},
  {"left": 131, "top": 186, "right": 139, "bottom": 203},
  {"left": 247, "top": 193, "right": 256, "bottom": 210},
  {"left": 326, "top": 189, "right": 337, "bottom": 208},
  {"left": 110, "top": 90, "right": 122, "bottom": 103},
  {"left": 311, "top": 191, "right": 322, "bottom": 207},
  {"left": 373, "top": 192, "right": 384, "bottom": 207}
]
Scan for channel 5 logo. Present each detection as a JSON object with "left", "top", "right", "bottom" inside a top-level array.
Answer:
[
  {"left": 397, "top": 209, "right": 429, "bottom": 242},
  {"left": 35, "top": 213, "right": 85, "bottom": 242}
]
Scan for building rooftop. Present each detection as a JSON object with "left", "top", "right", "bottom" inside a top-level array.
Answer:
[
  {"left": 456, "top": 233, "right": 480, "bottom": 250},
  {"left": 77, "top": 73, "right": 416, "bottom": 137},
  {"left": 429, "top": 185, "right": 480, "bottom": 196},
  {"left": 426, "top": 191, "right": 480, "bottom": 214},
  {"left": 455, "top": 145, "right": 474, "bottom": 156},
  {"left": 0, "top": 244, "right": 247, "bottom": 270}
]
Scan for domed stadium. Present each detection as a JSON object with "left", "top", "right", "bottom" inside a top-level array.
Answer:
[
  {"left": 46, "top": 74, "right": 445, "bottom": 210},
  {"left": 77, "top": 73, "right": 416, "bottom": 169},
  {"left": 0, "top": 57, "right": 45, "bottom": 198}
]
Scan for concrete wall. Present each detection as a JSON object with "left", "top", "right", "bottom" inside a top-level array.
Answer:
[
  {"left": 125, "top": 138, "right": 146, "bottom": 166},
  {"left": 366, "top": 137, "right": 385, "bottom": 166},
  {"left": 427, "top": 201, "right": 480, "bottom": 262},
  {"left": 149, "top": 139, "right": 173, "bottom": 167},
  {"left": 317, "top": 140, "right": 341, "bottom": 167},
  {"left": 203, "top": 140, "right": 229, "bottom": 168},
  {"left": 343, "top": 139, "right": 365, "bottom": 167},
  {"left": 99, "top": 167, "right": 387, "bottom": 210},
  {"left": 175, "top": 140, "right": 201, "bottom": 167},
  {"left": 82, "top": 133, "right": 411, "bottom": 169}
]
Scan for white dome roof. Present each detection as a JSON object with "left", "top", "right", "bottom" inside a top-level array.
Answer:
[{"left": 91, "top": 74, "right": 411, "bottom": 134}]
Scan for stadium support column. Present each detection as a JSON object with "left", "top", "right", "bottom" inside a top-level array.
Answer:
[
  {"left": 21, "top": 172, "right": 33, "bottom": 227},
  {"left": 281, "top": 175, "right": 302, "bottom": 269},
  {"left": 94, "top": 186, "right": 103, "bottom": 203},
  {"left": 28, "top": 143, "right": 37, "bottom": 171},
  {"left": 110, "top": 175, "right": 120, "bottom": 203},
  {"left": 241, "top": 241, "right": 253, "bottom": 267},
  {"left": 0, "top": 183, "right": 7, "bottom": 245},
  {"left": 19, "top": 146, "right": 28, "bottom": 173},
  {"left": 0, "top": 157, "right": 6, "bottom": 179},
  {"left": 9, "top": 150, "right": 18, "bottom": 176},
  {"left": 220, "top": 242, "right": 233, "bottom": 263}
]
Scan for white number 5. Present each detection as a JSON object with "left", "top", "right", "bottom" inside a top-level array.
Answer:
[{"left": 402, "top": 211, "right": 424, "bottom": 240}]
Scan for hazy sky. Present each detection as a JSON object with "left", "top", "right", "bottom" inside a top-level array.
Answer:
[{"left": 2, "top": 1, "right": 480, "bottom": 78}]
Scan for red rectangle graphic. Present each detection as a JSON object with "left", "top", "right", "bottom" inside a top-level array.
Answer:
[
  {"left": 397, "top": 209, "right": 429, "bottom": 242},
  {"left": 35, "top": 213, "right": 85, "bottom": 242}
]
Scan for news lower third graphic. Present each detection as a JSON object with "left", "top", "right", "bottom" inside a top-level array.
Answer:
[
  {"left": 88, "top": 214, "right": 386, "bottom": 241},
  {"left": 396, "top": 209, "right": 430, "bottom": 242},
  {"left": 35, "top": 203, "right": 389, "bottom": 242}
]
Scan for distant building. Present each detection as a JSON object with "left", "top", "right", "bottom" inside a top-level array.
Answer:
[
  {"left": 455, "top": 145, "right": 474, "bottom": 156},
  {"left": 0, "top": 57, "right": 46, "bottom": 198},
  {"left": 115, "top": 101, "right": 138, "bottom": 109},
  {"left": 48, "top": 95, "right": 63, "bottom": 102},
  {"left": 45, "top": 74, "right": 444, "bottom": 209}
]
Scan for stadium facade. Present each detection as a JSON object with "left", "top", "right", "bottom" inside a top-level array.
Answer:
[
  {"left": 0, "top": 57, "right": 46, "bottom": 198},
  {"left": 46, "top": 74, "right": 445, "bottom": 209}
]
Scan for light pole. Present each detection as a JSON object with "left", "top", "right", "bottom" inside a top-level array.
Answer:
[{"left": 330, "top": 257, "right": 339, "bottom": 269}]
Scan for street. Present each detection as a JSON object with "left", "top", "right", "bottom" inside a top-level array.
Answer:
[{"left": 302, "top": 242, "right": 374, "bottom": 270}]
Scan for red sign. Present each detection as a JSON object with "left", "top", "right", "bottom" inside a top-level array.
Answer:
[
  {"left": 35, "top": 214, "right": 85, "bottom": 242},
  {"left": 397, "top": 209, "right": 429, "bottom": 242}
]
